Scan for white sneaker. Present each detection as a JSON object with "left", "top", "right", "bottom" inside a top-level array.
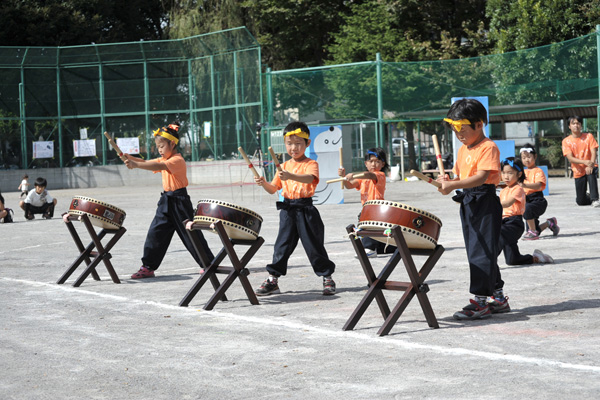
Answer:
[
  {"left": 533, "top": 249, "right": 554, "bottom": 264},
  {"left": 592, "top": 200, "right": 600, "bottom": 208}
]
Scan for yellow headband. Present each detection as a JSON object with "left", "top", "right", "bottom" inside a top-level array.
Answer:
[
  {"left": 153, "top": 128, "right": 179, "bottom": 145},
  {"left": 284, "top": 128, "right": 310, "bottom": 140},
  {"left": 443, "top": 118, "right": 472, "bottom": 132}
]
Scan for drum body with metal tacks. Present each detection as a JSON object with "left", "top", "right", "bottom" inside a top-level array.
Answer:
[
  {"left": 194, "top": 199, "right": 262, "bottom": 241},
  {"left": 67, "top": 196, "right": 126, "bottom": 230},
  {"left": 358, "top": 200, "right": 442, "bottom": 249}
]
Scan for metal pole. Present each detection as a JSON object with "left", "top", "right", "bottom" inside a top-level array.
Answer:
[
  {"left": 210, "top": 56, "right": 217, "bottom": 159},
  {"left": 376, "top": 53, "right": 384, "bottom": 147},
  {"left": 99, "top": 64, "right": 106, "bottom": 165},
  {"left": 188, "top": 59, "right": 197, "bottom": 161},
  {"left": 234, "top": 52, "right": 241, "bottom": 149},
  {"left": 597, "top": 25, "right": 600, "bottom": 145},
  {"left": 56, "top": 65, "right": 63, "bottom": 167}
]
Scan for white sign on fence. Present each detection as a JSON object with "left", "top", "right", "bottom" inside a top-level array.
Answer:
[
  {"left": 73, "top": 139, "right": 96, "bottom": 157},
  {"left": 32, "top": 141, "right": 54, "bottom": 159},
  {"left": 116, "top": 137, "right": 140, "bottom": 155}
]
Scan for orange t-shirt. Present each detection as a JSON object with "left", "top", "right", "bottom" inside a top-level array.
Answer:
[
  {"left": 271, "top": 157, "right": 319, "bottom": 199},
  {"left": 500, "top": 184, "right": 525, "bottom": 218},
  {"left": 452, "top": 137, "right": 500, "bottom": 185},
  {"left": 152, "top": 153, "right": 188, "bottom": 192},
  {"left": 357, "top": 170, "right": 386, "bottom": 205},
  {"left": 562, "top": 133, "right": 599, "bottom": 179},
  {"left": 523, "top": 167, "right": 546, "bottom": 195}
]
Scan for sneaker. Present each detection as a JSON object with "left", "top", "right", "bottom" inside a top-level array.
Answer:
[
  {"left": 42, "top": 213, "right": 52, "bottom": 220},
  {"left": 533, "top": 249, "right": 554, "bottom": 264},
  {"left": 453, "top": 299, "right": 491, "bottom": 320},
  {"left": 547, "top": 217, "right": 560, "bottom": 236},
  {"left": 354, "top": 250, "right": 377, "bottom": 259},
  {"left": 25, "top": 212, "right": 34, "bottom": 220},
  {"left": 255, "top": 278, "right": 280, "bottom": 296},
  {"left": 323, "top": 276, "right": 336, "bottom": 296},
  {"left": 131, "top": 266, "right": 155, "bottom": 279},
  {"left": 522, "top": 230, "right": 539, "bottom": 240},
  {"left": 488, "top": 296, "right": 511, "bottom": 314},
  {"left": 592, "top": 200, "right": 600, "bottom": 208}
]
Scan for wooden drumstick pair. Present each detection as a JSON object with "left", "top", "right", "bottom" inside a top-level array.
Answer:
[
  {"left": 103, "top": 132, "right": 127, "bottom": 163},
  {"left": 238, "top": 146, "right": 284, "bottom": 179},
  {"left": 326, "top": 173, "right": 366, "bottom": 184},
  {"left": 409, "top": 134, "right": 444, "bottom": 189}
]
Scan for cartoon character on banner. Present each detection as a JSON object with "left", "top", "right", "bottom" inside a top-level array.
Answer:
[{"left": 306, "top": 126, "right": 343, "bottom": 205}]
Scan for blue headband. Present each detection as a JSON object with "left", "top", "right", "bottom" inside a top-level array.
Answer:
[
  {"left": 367, "top": 150, "right": 381, "bottom": 160},
  {"left": 502, "top": 159, "right": 521, "bottom": 172}
]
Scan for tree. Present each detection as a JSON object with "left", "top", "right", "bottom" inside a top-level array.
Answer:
[
  {"left": 487, "top": 0, "right": 599, "bottom": 53},
  {"left": 0, "top": 0, "right": 169, "bottom": 47}
]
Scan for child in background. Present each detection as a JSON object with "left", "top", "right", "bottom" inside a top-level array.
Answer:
[
  {"left": 519, "top": 144, "right": 559, "bottom": 240},
  {"left": 124, "top": 122, "right": 214, "bottom": 279},
  {"left": 498, "top": 158, "right": 553, "bottom": 275},
  {"left": 0, "top": 189, "right": 14, "bottom": 223},
  {"left": 18, "top": 175, "right": 29, "bottom": 198},
  {"left": 254, "top": 121, "right": 336, "bottom": 296},
  {"left": 562, "top": 116, "right": 599, "bottom": 207},
  {"left": 338, "top": 147, "right": 395, "bottom": 257},
  {"left": 19, "top": 177, "right": 57, "bottom": 220},
  {"left": 437, "top": 98, "right": 506, "bottom": 320}
]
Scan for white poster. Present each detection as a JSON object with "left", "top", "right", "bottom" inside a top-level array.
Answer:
[
  {"left": 73, "top": 139, "right": 96, "bottom": 157},
  {"left": 116, "top": 137, "right": 140, "bottom": 155},
  {"left": 204, "top": 121, "right": 211, "bottom": 138},
  {"left": 32, "top": 141, "right": 54, "bottom": 159},
  {"left": 79, "top": 128, "right": 88, "bottom": 139},
  {"left": 307, "top": 125, "right": 344, "bottom": 205}
]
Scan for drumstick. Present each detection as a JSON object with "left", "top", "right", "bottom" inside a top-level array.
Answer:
[
  {"left": 238, "top": 147, "right": 260, "bottom": 179},
  {"left": 326, "top": 172, "right": 366, "bottom": 184},
  {"left": 268, "top": 146, "right": 282, "bottom": 173},
  {"left": 339, "top": 147, "right": 344, "bottom": 189},
  {"left": 409, "top": 169, "right": 442, "bottom": 188},
  {"left": 432, "top": 134, "right": 445, "bottom": 176},
  {"left": 103, "top": 131, "right": 127, "bottom": 162}
]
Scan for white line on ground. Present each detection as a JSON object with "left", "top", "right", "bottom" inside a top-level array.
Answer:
[
  {"left": 0, "top": 242, "right": 69, "bottom": 255},
  {"left": 4, "top": 276, "right": 600, "bottom": 374}
]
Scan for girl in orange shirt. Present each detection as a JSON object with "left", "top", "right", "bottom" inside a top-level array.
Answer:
[
  {"left": 498, "top": 157, "right": 553, "bottom": 268},
  {"left": 338, "top": 147, "right": 392, "bottom": 257},
  {"left": 519, "top": 144, "right": 559, "bottom": 240}
]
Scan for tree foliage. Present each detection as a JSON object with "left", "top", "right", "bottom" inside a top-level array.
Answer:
[
  {"left": 486, "top": 0, "right": 600, "bottom": 52},
  {"left": 0, "top": 0, "right": 169, "bottom": 46}
]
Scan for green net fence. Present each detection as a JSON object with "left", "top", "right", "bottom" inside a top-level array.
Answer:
[
  {"left": 0, "top": 27, "right": 262, "bottom": 169},
  {"left": 265, "top": 32, "right": 599, "bottom": 171},
  {"left": 1, "top": 28, "right": 598, "bottom": 172}
]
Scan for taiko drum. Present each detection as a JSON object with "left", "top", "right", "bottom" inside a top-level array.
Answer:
[
  {"left": 194, "top": 199, "right": 262, "bottom": 241},
  {"left": 358, "top": 200, "right": 442, "bottom": 249},
  {"left": 67, "top": 196, "right": 126, "bottom": 230}
]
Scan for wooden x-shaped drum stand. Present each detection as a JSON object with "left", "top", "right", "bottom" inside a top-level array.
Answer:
[
  {"left": 179, "top": 219, "right": 264, "bottom": 310},
  {"left": 57, "top": 213, "right": 126, "bottom": 287},
  {"left": 344, "top": 224, "right": 444, "bottom": 336}
]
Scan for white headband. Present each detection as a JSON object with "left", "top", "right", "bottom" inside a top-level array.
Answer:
[{"left": 519, "top": 147, "right": 534, "bottom": 154}]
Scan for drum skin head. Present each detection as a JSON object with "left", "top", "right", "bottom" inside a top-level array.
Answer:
[
  {"left": 358, "top": 200, "right": 441, "bottom": 249},
  {"left": 67, "top": 196, "right": 126, "bottom": 230},
  {"left": 194, "top": 199, "right": 262, "bottom": 241}
]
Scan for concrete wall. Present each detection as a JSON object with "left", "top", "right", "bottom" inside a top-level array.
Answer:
[{"left": 0, "top": 160, "right": 259, "bottom": 193}]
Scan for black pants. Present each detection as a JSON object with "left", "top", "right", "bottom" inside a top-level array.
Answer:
[
  {"left": 456, "top": 185, "right": 503, "bottom": 296},
  {"left": 523, "top": 191, "right": 547, "bottom": 232},
  {"left": 499, "top": 216, "right": 533, "bottom": 265},
  {"left": 142, "top": 188, "right": 214, "bottom": 270},
  {"left": 574, "top": 167, "right": 599, "bottom": 205},
  {"left": 266, "top": 198, "right": 335, "bottom": 277},
  {"left": 24, "top": 202, "right": 54, "bottom": 218}
]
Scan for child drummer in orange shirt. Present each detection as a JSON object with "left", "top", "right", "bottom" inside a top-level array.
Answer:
[
  {"left": 253, "top": 121, "right": 336, "bottom": 296},
  {"left": 437, "top": 98, "right": 506, "bottom": 320},
  {"left": 519, "top": 143, "right": 559, "bottom": 240},
  {"left": 498, "top": 157, "right": 553, "bottom": 268},
  {"left": 123, "top": 122, "right": 214, "bottom": 279},
  {"left": 338, "top": 147, "right": 395, "bottom": 257}
]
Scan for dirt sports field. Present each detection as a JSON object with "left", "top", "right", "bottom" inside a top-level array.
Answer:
[{"left": 1, "top": 176, "right": 599, "bottom": 399}]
